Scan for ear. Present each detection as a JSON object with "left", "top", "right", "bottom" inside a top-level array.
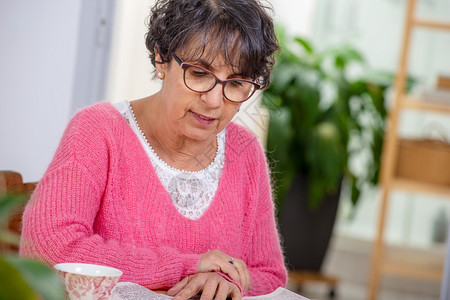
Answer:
[{"left": 154, "top": 49, "right": 168, "bottom": 73}]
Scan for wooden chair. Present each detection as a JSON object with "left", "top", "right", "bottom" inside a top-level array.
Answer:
[
  {"left": 288, "top": 270, "right": 338, "bottom": 299},
  {"left": 0, "top": 170, "right": 37, "bottom": 253}
]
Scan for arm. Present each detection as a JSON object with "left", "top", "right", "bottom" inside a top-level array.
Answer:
[{"left": 20, "top": 159, "right": 199, "bottom": 288}]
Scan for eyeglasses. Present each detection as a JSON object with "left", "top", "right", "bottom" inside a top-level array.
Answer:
[{"left": 172, "top": 52, "right": 260, "bottom": 103}]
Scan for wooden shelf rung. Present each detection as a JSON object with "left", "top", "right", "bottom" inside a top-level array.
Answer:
[
  {"left": 412, "top": 18, "right": 450, "bottom": 31},
  {"left": 288, "top": 270, "right": 338, "bottom": 287},
  {"left": 400, "top": 95, "right": 450, "bottom": 114},
  {"left": 391, "top": 178, "right": 450, "bottom": 197},
  {"left": 381, "top": 261, "right": 443, "bottom": 281}
]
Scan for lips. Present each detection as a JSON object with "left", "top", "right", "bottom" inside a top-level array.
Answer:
[
  {"left": 198, "top": 114, "right": 214, "bottom": 121},
  {"left": 191, "top": 111, "right": 216, "bottom": 125}
]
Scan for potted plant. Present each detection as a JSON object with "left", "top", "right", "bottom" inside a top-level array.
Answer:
[{"left": 262, "top": 27, "right": 394, "bottom": 272}]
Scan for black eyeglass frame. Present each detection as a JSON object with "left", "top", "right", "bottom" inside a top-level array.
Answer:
[{"left": 171, "top": 52, "right": 261, "bottom": 103}]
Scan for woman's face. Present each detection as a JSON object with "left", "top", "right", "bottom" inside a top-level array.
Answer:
[{"left": 156, "top": 51, "right": 243, "bottom": 142}]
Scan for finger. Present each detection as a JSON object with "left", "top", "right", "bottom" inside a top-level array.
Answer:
[
  {"left": 214, "top": 280, "right": 231, "bottom": 300},
  {"left": 199, "top": 276, "right": 219, "bottom": 300},
  {"left": 228, "top": 281, "right": 242, "bottom": 300},
  {"left": 220, "top": 259, "right": 242, "bottom": 285},
  {"left": 173, "top": 276, "right": 203, "bottom": 300},
  {"left": 222, "top": 257, "right": 249, "bottom": 291},
  {"left": 231, "top": 286, "right": 242, "bottom": 300},
  {"left": 167, "top": 275, "right": 190, "bottom": 296},
  {"left": 233, "top": 259, "right": 251, "bottom": 291},
  {"left": 198, "top": 250, "right": 242, "bottom": 287}
]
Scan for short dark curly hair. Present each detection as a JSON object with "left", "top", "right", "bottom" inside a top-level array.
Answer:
[{"left": 145, "top": 0, "right": 279, "bottom": 89}]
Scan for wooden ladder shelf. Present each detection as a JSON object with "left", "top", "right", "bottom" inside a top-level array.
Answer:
[{"left": 368, "top": 0, "right": 450, "bottom": 299}]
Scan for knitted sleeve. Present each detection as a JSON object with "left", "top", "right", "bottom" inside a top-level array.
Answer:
[
  {"left": 20, "top": 104, "right": 200, "bottom": 288},
  {"left": 243, "top": 138, "right": 288, "bottom": 296}
]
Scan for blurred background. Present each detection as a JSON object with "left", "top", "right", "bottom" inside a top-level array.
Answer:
[{"left": 1, "top": 0, "right": 450, "bottom": 299}]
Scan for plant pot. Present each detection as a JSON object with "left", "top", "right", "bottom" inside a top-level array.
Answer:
[{"left": 278, "top": 173, "right": 341, "bottom": 271}]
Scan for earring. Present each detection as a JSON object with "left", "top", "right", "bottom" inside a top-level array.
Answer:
[{"left": 157, "top": 72, "right": 165, "bottom": 79}]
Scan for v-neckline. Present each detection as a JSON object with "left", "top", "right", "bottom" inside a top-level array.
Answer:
[{"left": 111, "top": 101, "right": 231, "bottom": 223}]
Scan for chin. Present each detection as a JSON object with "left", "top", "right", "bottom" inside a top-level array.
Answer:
[{"left": 185, "top": 128, "right": 218, "bottom": 142}]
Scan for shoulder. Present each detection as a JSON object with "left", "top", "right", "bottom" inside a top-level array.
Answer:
[
  {"left": 63, "top": 102, "right": 125, "bottom": 140},
  {"left": 56, "top": 102, "right": 126, "bottom": 156},
  {"left": 55, "top": 102, "right": 128, "bottom": 164},
  {"left": 70, "top": 102, "right": 123, "bottom": 128}
]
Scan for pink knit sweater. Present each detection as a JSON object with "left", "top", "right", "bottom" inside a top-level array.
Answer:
[{"left": 20, "top": 102, "right": 287, "bottom": 295}]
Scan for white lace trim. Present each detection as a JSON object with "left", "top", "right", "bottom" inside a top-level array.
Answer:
[{"left": 113, "top": 101, "right": 225, "bottom": 220}]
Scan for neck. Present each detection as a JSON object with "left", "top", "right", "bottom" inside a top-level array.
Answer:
[
  {"left": 152, "top": 132, "right": 218, "bottom": 172},
  {"left": 131, "top": 96, "right": 218, "bottom": 172}
]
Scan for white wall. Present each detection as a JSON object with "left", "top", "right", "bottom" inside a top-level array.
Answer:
[
  {"left": 106, "top": 0, "right": 159, "bottom": 103},
  {"left": 271, "top": 0, "right": 316, "bottom": 37},
  {"left": 0, "top": 1, "right": 82, "bottom": 182}
]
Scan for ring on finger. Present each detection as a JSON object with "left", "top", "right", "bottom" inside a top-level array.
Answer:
[{"left": 228, "top": 257, "right": 234, "bottom": 264}]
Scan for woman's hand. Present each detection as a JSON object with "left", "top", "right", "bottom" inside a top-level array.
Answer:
[
  {"left": 167, "top": 272, "right": 242, "bottom": 300},
  {"left": 197, "top": 250, "right": 251, "bottom": 291}
]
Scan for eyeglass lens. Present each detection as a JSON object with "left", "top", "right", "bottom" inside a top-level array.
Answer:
[{"left": 183, "top": 65, "right": 256, "bottom": 102}]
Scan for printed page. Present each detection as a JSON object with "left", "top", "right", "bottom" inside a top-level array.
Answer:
[
  {"left": 112, "top": 282, "right": 309, "bottom": 300},
  {"left": 244, "top": 287, "right": 309, "bottom": 300},
  {"left": 112, "top": 283, "right": 173, "bottom": 300}
]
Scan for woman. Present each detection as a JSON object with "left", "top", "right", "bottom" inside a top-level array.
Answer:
[{"left": 20, "top": 0, "right": 286, "bottom": 299}]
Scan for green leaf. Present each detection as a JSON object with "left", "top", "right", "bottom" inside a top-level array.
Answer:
[
  {"left": 308, "top": 177, "right": 327, "bottom": 210},
  {"left": 0, "top": 257, "right": 37, "bottom": 299},
  {"left": 350, "top": 176, "right": 361, "bottom": 206},
  {"left": 304, "top": 121, "right": 346, "bottom": 208},
  {"left": 294, "top": 37, "right": 314, "bottom": 53},
  {"left": 5, "top": 256, "right": 65, "bottom": 300}
]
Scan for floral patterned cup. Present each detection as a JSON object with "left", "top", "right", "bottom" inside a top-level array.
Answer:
[{"left": 54, "top": 263, "right": 123, "bottom": 300}]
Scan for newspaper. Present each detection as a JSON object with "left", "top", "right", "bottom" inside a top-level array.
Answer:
[{"left": 112, "top": 282, "right": 309, "bottom": 300}]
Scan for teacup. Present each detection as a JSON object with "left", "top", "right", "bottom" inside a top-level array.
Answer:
[{"left": 54, "top": 263, "right": 123, "bottom": 300}]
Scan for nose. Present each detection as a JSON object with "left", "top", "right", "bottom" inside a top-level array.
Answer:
[{"left": 201, "top": 82, "right": 223, "bottom": 108}]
